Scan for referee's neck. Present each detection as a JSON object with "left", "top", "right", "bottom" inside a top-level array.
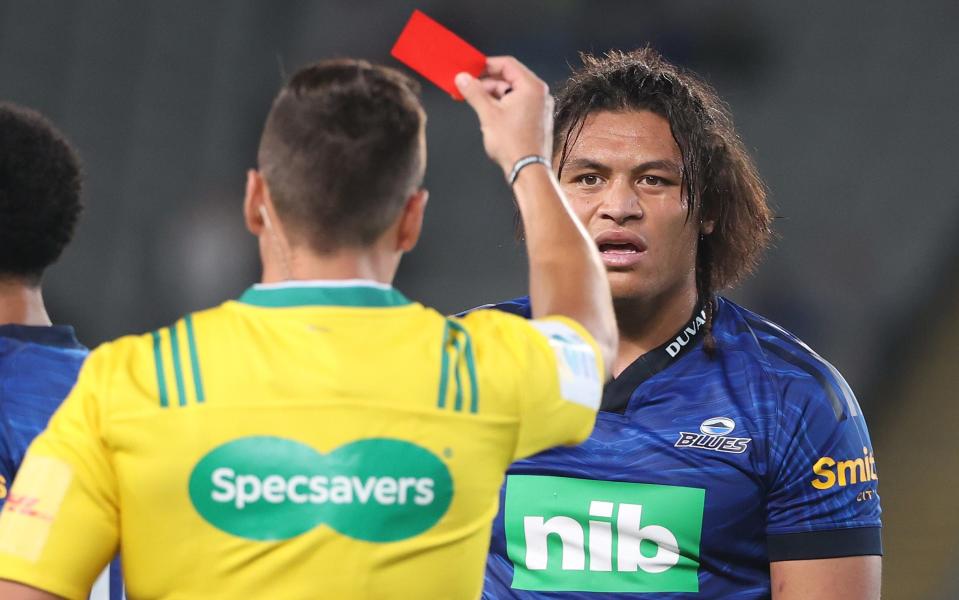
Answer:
[{"left": 258, "top": 246, "right": 398, "bottom": 287}]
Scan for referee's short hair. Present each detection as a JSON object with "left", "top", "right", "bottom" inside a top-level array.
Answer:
[
  {"left": 0, "top": 103, "right": 83, "bottom": 284},
  {"left": 258, "top": 59, "right": 426, "bottom": 254}
]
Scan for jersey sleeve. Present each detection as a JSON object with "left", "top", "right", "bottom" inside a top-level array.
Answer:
[
  {"left": 764, "top": 366, "right": 882, "bottom": 561},
  {"left": 0, "top": 346, "right": 119, "bottom": 600},
  {"left": 464, "top": 311, "right": 603, "bottom": 461}
]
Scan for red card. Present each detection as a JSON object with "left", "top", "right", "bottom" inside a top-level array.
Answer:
[{"left": 391, "top": 10, "right": 486, "bottom": 100}]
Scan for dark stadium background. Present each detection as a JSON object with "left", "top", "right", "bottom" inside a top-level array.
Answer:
[{"left": 1, "top": 2, "right": 956, "bottom": 597}]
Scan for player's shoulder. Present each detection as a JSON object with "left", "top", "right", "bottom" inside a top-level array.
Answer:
[
  {"left": 0, "top": 326, "right": 88, "bottom": 448},
  {"left": 453, "top": 296, "right": 533, "bottom": 337},
  {"left": 458, "top": 296, "right": 532, "bottom": 320},
  {"left": 454, "top": 296, "right": 591, "bottom": 352},
  {"left": 0, "top": 326, "right": 87, "bottom": 415},
  {"left": 454, "top": 296, "right": 600, "bottom": 379},
  {"left": 715, "top": 297, "right": 857, "bottom": 419},
  {"left": 0, "top": 324, "right": 87, "bottom": 371}
]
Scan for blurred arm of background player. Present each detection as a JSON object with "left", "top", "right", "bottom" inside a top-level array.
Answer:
[{"left": 455, "top": 57, "right": 617, "bottom": 374}]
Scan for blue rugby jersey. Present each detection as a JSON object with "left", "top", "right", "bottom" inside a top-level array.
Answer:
[
  {"left": 474, "top": 297, "right": 881, "bottom": 598},
  {"left": 0, "top": 325, "right": 124, "bottom": 600}
]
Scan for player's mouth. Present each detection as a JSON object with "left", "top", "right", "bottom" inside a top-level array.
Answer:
[{"left": 594, "top": 230, "right": 648, "bottom": 268}]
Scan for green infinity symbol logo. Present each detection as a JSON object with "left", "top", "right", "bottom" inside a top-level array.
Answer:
[{"left": 189, "top": 436, "right": 454, "bottom": 542}]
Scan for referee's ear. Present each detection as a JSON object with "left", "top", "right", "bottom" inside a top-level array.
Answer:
[
  {"left": 243, "top": 169, "right": 268, "bottom": 236},
  {"left": 396, "top": 188, "right": 429, "bottom": 253}
]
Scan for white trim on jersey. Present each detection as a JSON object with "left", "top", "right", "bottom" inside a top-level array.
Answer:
[{"left": 252, "top": 279, "right": 393, "bottom": 291}]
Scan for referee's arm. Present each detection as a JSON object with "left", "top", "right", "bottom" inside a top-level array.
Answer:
[{"left": 456, "top": 57, "right": 617, "bottom": 374}]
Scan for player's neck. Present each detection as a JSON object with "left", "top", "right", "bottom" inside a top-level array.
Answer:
[
  {"left": 0, "top": 279, "right": 52, "bottom": 326},
  {"left": 611, "top": 283, "right": 698, "bottom": 376},
  {"left": 259, "top": 247, "right": 398, "bottom": 286}
]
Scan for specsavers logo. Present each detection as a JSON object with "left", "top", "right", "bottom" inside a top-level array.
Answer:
[
  {"left": 189, "top": 436, "right": 453, "bottom": 542},
  {"left": 504, "top": 475, "right": 704, "bottom": 593}
]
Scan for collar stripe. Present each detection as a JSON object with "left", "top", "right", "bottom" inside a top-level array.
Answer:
[
  {"left": 602, "top": 300, "right": 708, "bottom": 414},
  {"left": 238, "top": 284, "right": 411, "bottom": 308}
]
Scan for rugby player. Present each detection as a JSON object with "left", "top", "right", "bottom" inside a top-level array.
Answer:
[
  {"left": 471, "top": 49, "right": 882, "bottom": 599},
  {"left": 0, "top": 104, "right": 123, "bottom": 600},
  {"left": 0, "top": 57, "right": 615, "bottom": 599}
]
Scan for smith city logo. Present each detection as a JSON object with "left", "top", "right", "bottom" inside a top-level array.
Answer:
[
  {"left": 188, "top": 436, "right": 453, "bottom": 542},
  {"left": 504, "top": 475, "right": 704, "bottom": 593},
  {"left": 811, "top": 447, "right": 879, "bottom": 490},
  {"left": 674, "top": 417, "right": 752, "bottom": 454}
]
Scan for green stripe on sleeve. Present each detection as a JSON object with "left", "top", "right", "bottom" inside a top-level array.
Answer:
[
  {"left": 168, "top": 323, "right": 188, "bottom": 407},
  {"left": 448, "top": 321, "right": 479, "bottom": 413},
  {"left": 452, "top": 334, "right": 465, "bottom": 412},
  {"left": 151, "top": 330, "right": 169, "bottom": 408},
  {"left": 185, "top": 314, "right": 205, "bottom": 403},
  {"left": 464, "top": 332, "right": 479, "bottom": 413},
  {"left": 437, "top": 321, "right": 451, "bottom": 409}
]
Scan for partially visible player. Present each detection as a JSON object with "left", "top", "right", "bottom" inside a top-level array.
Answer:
[
  {"left": 0, "top": 104, "right": 123, "bottom": 599},
  {"left": 475, "top": 49, "right": 881, "bottom": 599},
  {"left": 0, "top": 56, "right": 615, "bottom": 599}
]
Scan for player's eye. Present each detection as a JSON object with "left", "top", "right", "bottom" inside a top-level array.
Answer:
[
  {"left": 576, "top": 174, "right": 603, "bottom": 186},
  {"left": 638, "top": 175, "right": 665, "bottom": 186}
]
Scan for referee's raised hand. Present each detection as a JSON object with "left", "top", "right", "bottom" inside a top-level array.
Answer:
[
  {"left": 455, "top": 56, "right": 554, "bottom": 180},
  {"left": 455, "top": 56, "right": 616, "bottom": 379}
]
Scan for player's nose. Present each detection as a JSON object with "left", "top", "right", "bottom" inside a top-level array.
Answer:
[{"left": 597, "top": 180, "right": 643, "bottom": 224}]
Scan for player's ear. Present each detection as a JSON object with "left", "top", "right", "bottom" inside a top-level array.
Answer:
[
  {"left": 396, "top": 188, "right": 429, "bottom": 253},
  {"left": 698, "top": 205, "right": 716, "bottom": 236},
  {"left": 243, "top": 169, "right": 267, "bottom": 236}
]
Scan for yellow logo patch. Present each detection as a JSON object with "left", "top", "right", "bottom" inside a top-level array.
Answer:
[{"left": 811, "top": 447, "right": 878, "bottom": 490}]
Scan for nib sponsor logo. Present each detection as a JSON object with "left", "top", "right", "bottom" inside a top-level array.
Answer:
[
  {"left": 189, "top": 436, "right": 453, "bottom": 542},
  {"left": 674, "top": 417, "right": 752, "bottom": 454},
  {"left": 505, "top": 475, "right": 704, "bottom": 593}
]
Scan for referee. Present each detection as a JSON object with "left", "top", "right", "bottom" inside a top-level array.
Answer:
[{"left": 0, "top": 57, "right": 615, "bottom": 599}]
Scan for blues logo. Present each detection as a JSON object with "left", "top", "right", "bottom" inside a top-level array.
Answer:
[{"left": 674, "top": 418, "right": 751, "bottom": 454}]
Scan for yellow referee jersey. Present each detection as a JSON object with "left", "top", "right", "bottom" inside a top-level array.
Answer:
[{"left": 0, "top": 281, "right": 602, "bottom": 600}]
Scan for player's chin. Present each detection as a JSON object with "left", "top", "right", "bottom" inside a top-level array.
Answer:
[{"left": 606, "top": 270, "right": 649, "bottom": 301}]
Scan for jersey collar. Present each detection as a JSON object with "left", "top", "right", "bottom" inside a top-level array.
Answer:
[
  {"left": 238, "top": 280, "right": 412, "bottom": 308},
  {"left": 0, "top": 324, "right": 85, "bottom": 350},
  {"left": 601, "top": 299, "right": 709, "bottom": 413}
]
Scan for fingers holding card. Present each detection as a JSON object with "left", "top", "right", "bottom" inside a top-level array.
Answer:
[{"left": 391, "top": 11, "right": 552, "bottom": 176}]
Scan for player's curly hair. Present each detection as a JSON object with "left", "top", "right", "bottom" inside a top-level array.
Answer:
[
  {"left": 0, "top": 103, "right": 83, "bottom": 284},
  {"left": 554, "top": 47, "right": 773, "bottom": 352}
]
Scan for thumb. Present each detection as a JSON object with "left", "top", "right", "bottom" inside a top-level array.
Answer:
[{"left": 455, "top": 72, "right": 493, "bottom": 118}]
